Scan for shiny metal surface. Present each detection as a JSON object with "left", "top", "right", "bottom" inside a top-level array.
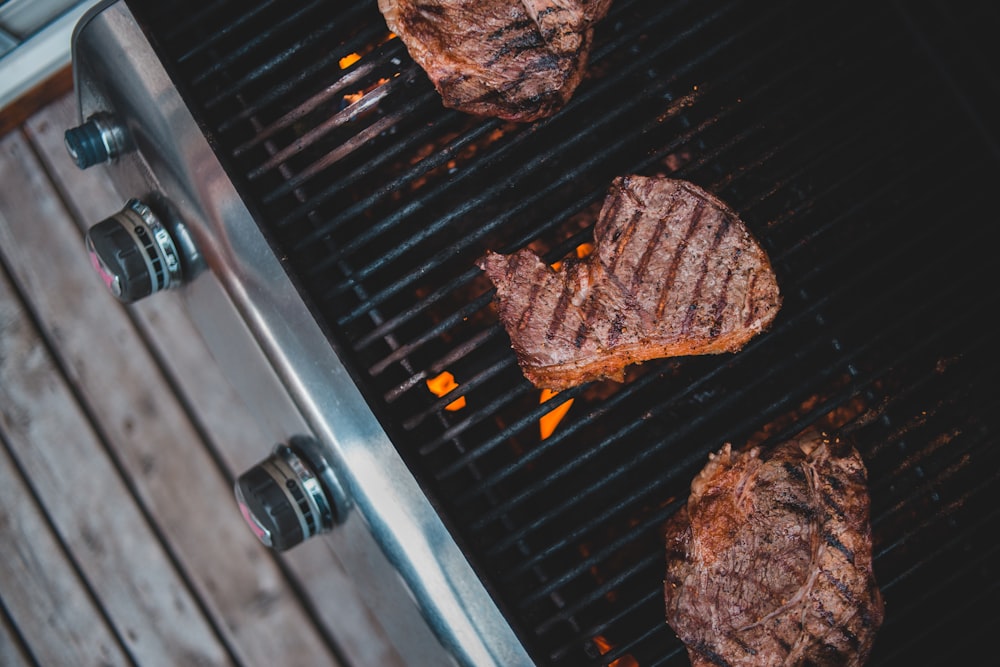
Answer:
[
  {"left": 234, "top": 440, "right": 339, "bottom": 550},
  {"left": 82, "top": 198, "right": 182, "bottom": 301},
  {"left": 64, "top": 111, "right": 127, "bottom": 168},
  {"left": 70, "top": 3, "right": 534, "bottom": 666}
]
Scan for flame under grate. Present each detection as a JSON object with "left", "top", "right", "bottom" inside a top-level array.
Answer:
[{"left": 129, "top": 0, "right": 1000, "bottom": 664}]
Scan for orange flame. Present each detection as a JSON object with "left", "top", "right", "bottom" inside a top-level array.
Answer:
[
  {"left": 427, "top": 371, "right": 466, "bottom": 411},
  {"left": 551, "top": 242, "right": 595, "bottom": 271},
  {"left": 342, "top": 77, "right": 392, "bottom": 105},
  {"left": 539, "top": 388, "right": 573, "bottom": 439},
  {"left": 339, "top": 52, "right": 361, "bottom": 69},
  {"left": 592, "top": 635, "right": 639, "bottom": 667}
]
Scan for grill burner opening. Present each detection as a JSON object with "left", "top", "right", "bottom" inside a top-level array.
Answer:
[{"left": 128, "top": 0, "right": 1000, "bottom": 664}]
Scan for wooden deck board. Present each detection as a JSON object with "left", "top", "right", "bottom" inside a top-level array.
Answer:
[
  {"left": 0, "top": 410, "right": 131, "bottom": 667},
  {"left": 0, "top": 174, "right": 234, "bottom": 665},
  {"left": 0, "top": 598, "right": 34, "bottom": 667},
  {"left": 0, "top": 91, "right": 404, "bottom": 666}
]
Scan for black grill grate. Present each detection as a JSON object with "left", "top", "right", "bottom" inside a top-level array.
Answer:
[{"left": 128, "top": 0, "right": 1000, "bottom": 664}]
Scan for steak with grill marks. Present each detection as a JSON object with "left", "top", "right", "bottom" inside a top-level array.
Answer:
[
  {"left": 663, "top": 430, "right": 885, "bottom": 667},
  {"left": 376, "top": 0, "right": 612, "bottom": 122},
  {"left": 476, "top": 175, "right": 781, "bottom": 390}
]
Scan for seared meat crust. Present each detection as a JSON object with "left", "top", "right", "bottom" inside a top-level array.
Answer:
[
  {"left": 664, "top": 430, "right": 885, "bottom": 667},
  {"left": 377, "top": 0, "right": 612, "bottom": 121},
  {"left": 477, "top": 176, "right": 781, "bottom": 390}
]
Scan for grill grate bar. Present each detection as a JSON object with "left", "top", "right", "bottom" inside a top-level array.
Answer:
[
  {"left": 406, "top": 368, "right": 524, "bottom": 443},
  {"left": 369, "top": 288, "right": 494, "bottom": 376},
  {"left": 172, "top": 0, "right": 280, "bottom": 64},
  {"left": 247, "top": 66, "right": 421, "bottom": 181},
  {"left": 646, "top": 646, "right": 689, "bottom": 667},
  {"left": 870, "top": 410, "right": 999, "bottom": 554},
  {"left": 534, "top": 551, "right": 662, "bottom": 633},
  {"left": 279, "top": 109, "right": 489, "bottom": 233},
  {"left": 591, "top": 619, "right": 663, "bottom": 666},
  {"left": 192, "top": 0, "right": 328, "bottom": 86},
  {"left": 876, "top": 510, "right": 1000, "bottom": 637},
  {"left": 482, "top": 436, "right": 684, "bottom": 559},
  {"left": 232, "top": 35, "right": 403, "bottom": 156},
  {"left": 384, "top": 327, "right": 498, "bottom": 406},
  {"left": 450, "top": 364, "right": 659, "bottom": 492},
  {"left": 414, "top": 373, "right": 570, "bottom": 450},
  {"left": 402, "top": 357, "right": 521, "bottom": 435},
  {"left": 522, "top": 514, "right": 669, "bottom": 614},
  {"left": 549, "top": 588, "right": 661, "bottom": 662},
  {"left": 217, "top": 25, "right": 400, "bottom": 134},
  {"left": 881, "top": 549, "right": 1000, "bottom": 666},
  {"left": 201, "top": 8, "right": 351, "bottom": 110},
  {"left": 383, "top": 336, "right": 514, "bottom": 408},
  {"left": 876, "top": 470, "right": 1000, "bottom": 599},
  {"left": 862, "top": 350, "right": 993, "bottom": 495}
]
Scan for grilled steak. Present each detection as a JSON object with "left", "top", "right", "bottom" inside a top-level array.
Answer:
[
  {"left": 377, "top": 0, "right": 612, "bottom": 122},
  {"left": 476, "top": 176, "right": 781, "bottom": 390},
  {"left": 663, "top": 430, "right": 885, "bottom": 667}
]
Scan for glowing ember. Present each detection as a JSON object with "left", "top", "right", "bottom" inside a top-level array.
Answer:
[
  {"left": 550, "top": 242, "right": 595, "bottom": 272},
  {"left": 591, "top": 635, "right": 639, "bottom": 667},
  {"left": 339, "top": 52, "right": 361, "bottom": 69},
  {"left": 342, "top": 77, "right": 392, "bottom": 106},
  {"left": 537, "top": 244, "right": 593, "bottom": 429},
  {"left": 539, "top": 388, "right": 573, "bottom": 439},
  {"left": 339, "top": 32, "right": 397, "bottom": 70},
  {"left": 427, "top": 371, "right": 466, "bottom": 411}
]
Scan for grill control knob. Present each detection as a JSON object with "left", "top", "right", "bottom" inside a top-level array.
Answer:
[
  {"left": 64, "top": 113, "right": 126, "bottom": 169},
  {"left": 235, "top": 438, "right": 348, "bottom": 552},
  {"left": 85, "top": 199, "right": 183, "bottom": 303}
]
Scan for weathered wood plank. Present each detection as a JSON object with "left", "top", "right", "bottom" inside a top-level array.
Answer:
[
  {"left": 26, "top": 93, "right": 408, "bottom": 667},
  {"left": 0, "top": 141, "right": 233, "bottom": 666},
  {"left": 0, "top": 416, "right": 129, "bottom": 667},
  {"left": 0, "top": 596, "right": 35, "bottom": 667},
  {"left": 0, "top": 126, "right": 342, "bottom": 667},
  {"left": 0, "top": 65, "right": 73, "bottom": 137}
]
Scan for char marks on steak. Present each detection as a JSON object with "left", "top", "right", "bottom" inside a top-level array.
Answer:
[
  {"left": 476, "top": 176, "right": 781, "bottom": 390},
  {"left": 377, "top": 0, "right": 612, "bottom": 122},
  {"left": 663, "top": 430, "right": 885, "bottom": 667}
]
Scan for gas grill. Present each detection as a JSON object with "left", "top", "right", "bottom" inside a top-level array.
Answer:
[{"left": 67, "top": 0, "right": 1000, "bottom": 665}]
